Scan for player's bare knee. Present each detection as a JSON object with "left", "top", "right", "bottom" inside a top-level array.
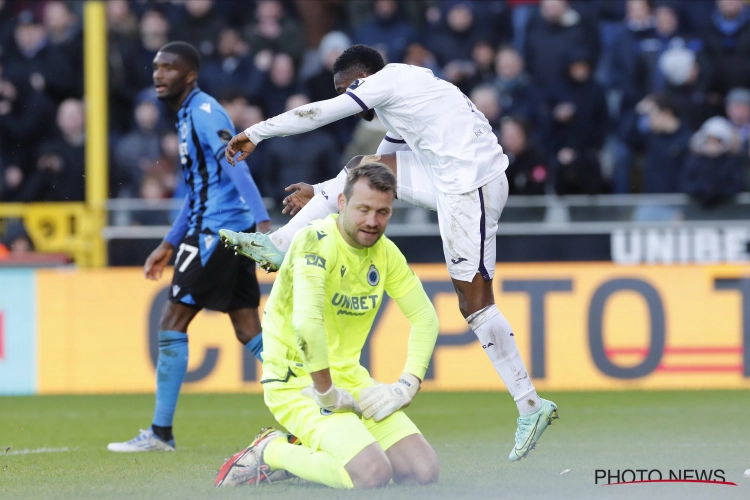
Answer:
[
  {"left": 233, "top": 328, "right": 254, "bottom": 345},
  {"left": 159, "top": 303, "right": 191, "bottom": 332},
  {"left": 349, "top": 456, "right": 392, "bottom": 489},
  {"left": 415, "top": 449, "right": 440, "bottom": 485}
]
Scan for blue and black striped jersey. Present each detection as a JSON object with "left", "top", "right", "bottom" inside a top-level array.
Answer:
[{"left": 177, "top": 88, "right": 256, "bottom": 236}]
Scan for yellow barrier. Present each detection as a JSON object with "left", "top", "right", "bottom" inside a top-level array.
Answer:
[{"left": 35, "top": 264, "right": 750, "bottom": 394}]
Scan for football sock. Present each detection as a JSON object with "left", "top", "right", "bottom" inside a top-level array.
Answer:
[
  {"left": 264, "top": 438, "right": 353, "bottom": 489},
  {"left": 151, "top": 424, "right": 173, "bottom": 442},
  {"left": 467, "top": 305, "right": 542, "bottom": 416},
  {"left": 244, "top": 333, "right": 264, "bottom": 362},
  {"left": 269, "top": 168, "right": 346, "bottom": 252},
  {"left": 152, "top": 330, "right": 188, "bottom": 428}
]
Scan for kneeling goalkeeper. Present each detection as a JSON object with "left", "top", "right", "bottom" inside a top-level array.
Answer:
[{"left": 216, "top": 162, "right": 440, "bottom": 488}]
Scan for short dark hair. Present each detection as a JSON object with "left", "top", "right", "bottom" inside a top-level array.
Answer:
[
  {"left": 159, "top": 41, "right": 201, "bottom": 71},
  {"left": 332, "top": 44, "right": 385, "bottom": 77},
  {"left": 343, "top": 162, "right": 396, "bottom": 200}
]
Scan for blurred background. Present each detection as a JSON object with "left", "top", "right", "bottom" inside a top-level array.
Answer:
[{"left": 0, "top": 0, "right": 748, "bottom": 395}]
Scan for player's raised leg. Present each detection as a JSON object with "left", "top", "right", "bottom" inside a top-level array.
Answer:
[
  {"left": 439, "top": 173, "right": 558, "bottom": 461},
  {"left": 107, "top": 302, "right": 197, "bottom": 452},
  {"left": 219, "top": 153, "right": 401, "bottom": 271}
]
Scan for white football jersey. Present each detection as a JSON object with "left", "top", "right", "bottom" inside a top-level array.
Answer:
[
  {"left": 246, "top": 63, "right": 507, "bottom": 194},
  {"left": 347, "top": 64, "right": 507, "bottom": 193}
]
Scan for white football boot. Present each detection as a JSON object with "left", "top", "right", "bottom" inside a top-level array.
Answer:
[
  {"left": 215, "top": 427, "right": 298, "bottom": 487},
  {"left": 107, "top": 428, "right": 176, "bottom": 452}
]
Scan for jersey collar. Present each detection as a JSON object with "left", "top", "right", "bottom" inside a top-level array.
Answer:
[{"left": 181, "top": 88, "right": 201, "bottom": 110}]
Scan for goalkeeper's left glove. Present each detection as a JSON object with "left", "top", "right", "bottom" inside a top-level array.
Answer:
[{"left": 359, "top": 373, "right": 420, "bottom": 422}]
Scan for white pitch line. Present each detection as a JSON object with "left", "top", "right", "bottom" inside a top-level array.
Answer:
[{"left": 5, "top": 447, "right": 71, "bottom": 456}]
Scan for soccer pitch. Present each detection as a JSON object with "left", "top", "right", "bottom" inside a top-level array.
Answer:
[{"left": 1, "top": 391, "right": 747, "bottom": 499}]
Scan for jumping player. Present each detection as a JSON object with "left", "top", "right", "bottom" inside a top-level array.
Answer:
[
  {"left": 221, "top": 45, "right": 558, "bottom": 461},
  {"left": 108, "top": 42, "right": 270, "bottom": 452},
  {"left": 216, "top": 163, "right": 440, "bottom": 488}
]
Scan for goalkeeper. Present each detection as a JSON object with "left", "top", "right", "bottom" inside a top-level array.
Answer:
[{"left": 215, "top": 162, "right": 440, "bottom": 489}]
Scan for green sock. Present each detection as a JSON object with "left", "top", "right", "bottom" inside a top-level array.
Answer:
[{"left": 264, "top": 438, "right": 353, "bottom": 489}]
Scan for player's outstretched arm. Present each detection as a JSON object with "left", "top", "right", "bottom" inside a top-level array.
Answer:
[
  {"left": 227, "top": 94, "right": 363, "bottom": 167},
  {"left": 224, "top": 132, "right": 256, "bottom": 166},
  {"left": 359, "top": 284, "right": 439, "bottom": 422}
]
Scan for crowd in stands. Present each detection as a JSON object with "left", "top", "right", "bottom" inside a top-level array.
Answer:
[{"left": 0, "top": 0, "right": 749, "bottom": 215}]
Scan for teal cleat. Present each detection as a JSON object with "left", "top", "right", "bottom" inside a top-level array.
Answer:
[
  {"left": 219, "top": 229, "right": 285, "bottom": 272},
  {"left": 509, "top": 398, "right": 558, "bottom": 462}
]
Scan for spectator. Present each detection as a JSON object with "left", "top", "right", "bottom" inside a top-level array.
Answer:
[
  {"left": 607, "top": 0, "right": 657, "bottom": 113},
  {"left": 218, "top": 90, "right": 267, "bottom": 181},
  {"left": 260, "top": 94, "right": 339, "bottom": 203},
  {"left": 725, "top": 87, "right": 750, "bottom": 149},
  {"left": 636, "top": 94, "right": 693, "bottom": 193},
  {"left": 15, "top": 99, "right": 85, "bottom": 202},
  {"left": 650, "top": 3, "right": 706, "bottom": 92},
  {"left": 244, "top": 0, "right": 304, "bottom": 63},
  {"left": 702, "top": 0, "right": 750, "bottom": 96},
  {"left": 255, "top": 52, "right": 298, "bottom": 119},
  {"left": 4, "top": 10, "right": 77, "bottom": 103},
  {"left": 114, "top": 100, "right": 163, "bottom": 197},
  {"left": 199, "top": 27, "right": 262, "bottom": 97},
  {"left": 494, "top": 46, "right": 534, "bottom": 120},
  {"left": 524, "top": 0, "right": 600, "bottom": 91},
  {"left": 172, "top": 0, "right": 225, "bottom": 58},
  {"left": 0, "top": 222, "right": 34, "bottom": 255},
  {"left": 353, "top": 0, "right": 416, "bottom": 64},
  {"left": 658, "top": 46, "right": 717, "bottom": 130},
  {"left": 0, "top": 0, "right": 15, "bottom": 60},
  {"left": 543, "top": 49, "right": 607, "bottom": 194},
  {"left": 107, "top": 0, "right": 142, "bottom": 134},
  {"left": 304, "top": 31, "right": 357, "bottom": 150},
  {"left": 0, "top": 61, "right": 57, "bottom": 190},
  {"left": 500, "top": 117, "right": 549, "bottom": 195},
  {"left": 680, "top": 115, "right": 746, "bottom": 205},
  {"left": 133, "top": 9, "right": 170, "bottom": 91},
  {"left": 460, "top": 41, "right": 497, "bottom": 93},
  {"left": 403, "top": 42, "right": 443, "bottom": 77},
  {"left": 470, "top": 85, "right": 502, "bottom": 132},
  {"left": 42, "top": 1, "right": 83, "bottom": 99},
  {"left": 425, "top": 1, "right": 479, "bottom": 85}
]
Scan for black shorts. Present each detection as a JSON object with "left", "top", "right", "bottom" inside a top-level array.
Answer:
[{"left": 169, "top": 227, "right": 260, "bottom": 312}]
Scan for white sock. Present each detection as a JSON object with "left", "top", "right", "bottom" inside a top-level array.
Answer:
[
  {"left": 269, "top": 168, "right": 347, "bottom": 252},
  {"left": 467, "top": 305, "right": 542, "bottom": 416}
]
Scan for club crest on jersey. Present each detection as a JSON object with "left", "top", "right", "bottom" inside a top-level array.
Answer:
[
  {"left": 180, "top": 122, "right": 188, "bottom": 139},
  {"left": 216, "top": 129, "right": 233, "bottom": 143},
  {"left": 348, "top": 79, "right": 364, "bottom": 90},
  {"left": 367, "top": 264, "right": 379, "bottom": 286}
]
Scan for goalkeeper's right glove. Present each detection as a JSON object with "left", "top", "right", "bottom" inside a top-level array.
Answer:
[
  {"left": 359, "top": 373, "right": 420, "bottom": 422},
  {"left": 301, "top": 384, "right": 362, "bottom": 417}
]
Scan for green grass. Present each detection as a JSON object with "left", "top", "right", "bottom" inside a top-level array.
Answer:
[{"left": 0, "top": 391, "right": 748, "bottom": 499}]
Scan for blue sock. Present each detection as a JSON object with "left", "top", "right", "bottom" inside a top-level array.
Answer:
[
  {"left": 152, "top": 330, "right": 188, "bottom": 428},
  {"left": 245, "top": 333, "right": 264, "bottom": 362}
]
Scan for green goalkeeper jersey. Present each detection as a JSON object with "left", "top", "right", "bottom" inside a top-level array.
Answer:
[{"left": 261, "top": 214, "right": 437, "bottom": 388}]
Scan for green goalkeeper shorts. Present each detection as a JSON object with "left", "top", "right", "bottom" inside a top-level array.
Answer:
[{"left": 263, "top": 372, "right": 421, "bottom": 466}]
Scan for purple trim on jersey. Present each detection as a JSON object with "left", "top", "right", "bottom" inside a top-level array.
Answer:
[
  {"left": 477, "top": 187, "right": 491, "bottom": 281},
  {"left": 383, "top": 135, "right": 406, "bottom": 144},
  {"left": 346, "top": 91, "right": 369, "bottom": 112}
]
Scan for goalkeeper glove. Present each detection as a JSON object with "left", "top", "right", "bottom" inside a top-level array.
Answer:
[
  {"left": 359, "top": 373, "right": 420, "bottom": 422},
  {"left": 301, "top": 384, "right": 362, "bottom": 417}
]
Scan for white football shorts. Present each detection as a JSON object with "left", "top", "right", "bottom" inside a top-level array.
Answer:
[{"left": 396, "top": 151, "right": 508, "bottom": 282}]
